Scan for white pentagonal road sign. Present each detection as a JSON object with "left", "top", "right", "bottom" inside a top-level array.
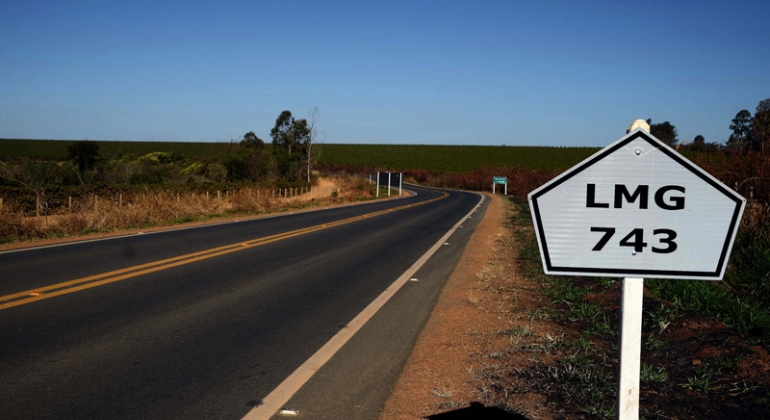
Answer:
[{"left": 528, "top": 129, "right": 746, "bottom": 280}]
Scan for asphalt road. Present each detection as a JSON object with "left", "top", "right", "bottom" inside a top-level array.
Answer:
[{"left": 0, "top": 186, "right": 487, "bottom": 420}]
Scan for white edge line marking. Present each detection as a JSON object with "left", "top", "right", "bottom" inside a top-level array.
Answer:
[{"left": 242, "top": 192, "right": 484, "bottom": 420}]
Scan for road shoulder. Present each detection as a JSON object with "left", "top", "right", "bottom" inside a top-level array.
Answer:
[
  {"left": 378, "top": 193, "right": 559, "bottom": 419},
  {"left": 254, "top": 191, "right": 488, "bottom": 420}
]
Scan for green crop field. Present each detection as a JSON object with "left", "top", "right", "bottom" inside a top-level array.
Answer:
[
  {"left": 0, "top": 138, "right": 599, "bottom": 173},
  {"left": 317, "top": 144, "right": 600, "bottom": 173},
  {"left": 0, "top": 139, "right": 223, "bottom": 160}
]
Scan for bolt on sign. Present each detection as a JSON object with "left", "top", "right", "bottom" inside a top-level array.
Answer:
[{"left": 528, "top": 128, "right": 746, "bottom": 280}]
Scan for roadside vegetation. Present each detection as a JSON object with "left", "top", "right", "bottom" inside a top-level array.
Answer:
[
  {"left": 464, "top": 101, "right": 770, "bottom": 418},
  {"left": 471, "top": 198, "right": 770, "bottom": 419},
  {"left": 0, "top": 109, "right": 361, "bottom": 244},
  {"left": 0, "top": 176, "right": 375, "bottom": 245},
  {"left": 319, "top": 144, "right": 600, "bottom": 173},
  {"left": 2, "top": 96, "right": 770, "bottom": 417}
]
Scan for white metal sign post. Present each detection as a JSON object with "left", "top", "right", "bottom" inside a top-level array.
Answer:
[
  {"left": 528, "top": 125, "right": 745, "bottom": 420},
  {"left": 618, "top": 276, "right": 644, "bottom": 418},
  {"left": 376, "top": 172, "right": 402, "bottom": 197},
  {"left": 493, "top": 176, "right": 507, "bottom": 195}
]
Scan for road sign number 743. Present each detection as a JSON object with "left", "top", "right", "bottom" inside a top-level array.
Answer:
[{"left": 590, "top": 227, "right": 678, "bottom": 254}]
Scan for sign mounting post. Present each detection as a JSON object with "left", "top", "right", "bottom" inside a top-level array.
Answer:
[
  {"left": 493, "top": 176, "right": 507, "bottom": 195},
  {"left": 528, "top": 121, "right": 746, "bottom": 420}
]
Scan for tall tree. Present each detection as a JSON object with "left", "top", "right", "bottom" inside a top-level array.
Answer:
[
  {"left": 270, "top": 110, "right": 306, "bottom": 181},
  {"left": 271, "top": 110, "right": 296, "bottom": 154},
  {"left": 753, "top": 99, "right": 770, "bottom": 153},
  {"left": 290, "top": 118, "right": 310, "bottom": 181},
  {"left": 302, "top": 107, "right": 322, "bottom": 183},
  {"left": 728, "top": 109, "right": 754, "bottom": 153},
  {"left": 648, "top": 120, "right": 678, "bottom": 146}
]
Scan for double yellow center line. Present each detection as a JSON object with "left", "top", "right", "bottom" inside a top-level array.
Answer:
[{"left": 0, "top": 193, "right": 447, "bottom": 311}]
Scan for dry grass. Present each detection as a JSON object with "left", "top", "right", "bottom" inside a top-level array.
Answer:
[
  {"left": 467, "top": 290, "right": 484, "bottom": 305},
  {"left": 0, "top": 177, "right": 370, "bottom": 243}
]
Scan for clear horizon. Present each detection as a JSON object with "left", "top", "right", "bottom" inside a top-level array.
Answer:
[{"left": 2, "top": 0, "right": 768, "bottom": 147}]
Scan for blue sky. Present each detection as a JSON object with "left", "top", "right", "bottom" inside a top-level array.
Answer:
[{"left": 1, "top": 0, "right": 768, "bottom": 146}]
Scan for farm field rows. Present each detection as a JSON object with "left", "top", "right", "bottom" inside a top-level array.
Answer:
[
  {"left": 0, "top": 138, "right": 600, "bottom": 172},
  {"left": 317, "top": 143, "right": 600, "bottom": 172},
  {"left": 0, "top": 139, "right": 221, "bottom": 161}
]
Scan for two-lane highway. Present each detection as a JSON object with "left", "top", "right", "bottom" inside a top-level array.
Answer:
[{"left": 0, "top": 186, "right": 487, "bottom": 419}]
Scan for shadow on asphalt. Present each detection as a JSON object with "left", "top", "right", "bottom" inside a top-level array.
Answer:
[{"left": 426, "top": 402, "right": 527, "bottom": 420}]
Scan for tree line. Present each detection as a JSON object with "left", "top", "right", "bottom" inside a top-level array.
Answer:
[
  {"left": 221, "top": 108, "right": 320, "bottom": 184},
  {"left": 645, "top": 98, "right": 770, "bottom": 154},
  {"left": 0, "top": 109, "right": 321, "bottom": 214}
]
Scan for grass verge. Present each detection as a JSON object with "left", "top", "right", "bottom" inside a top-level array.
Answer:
[
  {"left": 477, "top": 197, "right": 770, "bottom": 419},
  {"left": 0, "top": 176, "right": 380, "bottom": 246}
]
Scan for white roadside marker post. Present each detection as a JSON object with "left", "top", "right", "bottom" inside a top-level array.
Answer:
[
  {"left": 376, "top": 172, "right": 380, "bottom": 198},
  {"left": 616, "top": 119, "right": 652, "bottom": 420},
  {"left": 528, "top": 118, "right": 746, "bottom": 420},
  {"left": 618, "top": 277, "right": 643, "bottom": 420}
]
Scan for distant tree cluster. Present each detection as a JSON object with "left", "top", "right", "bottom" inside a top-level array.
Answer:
[
  {"left": 0, "top": 109, "right": 321, "bottom": 213},
  {"left": 725, "top": 99, "right": 770, "bottom": 154},
  {"left": 646, "top": 97, "right": 770, "bottom": 154}
]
